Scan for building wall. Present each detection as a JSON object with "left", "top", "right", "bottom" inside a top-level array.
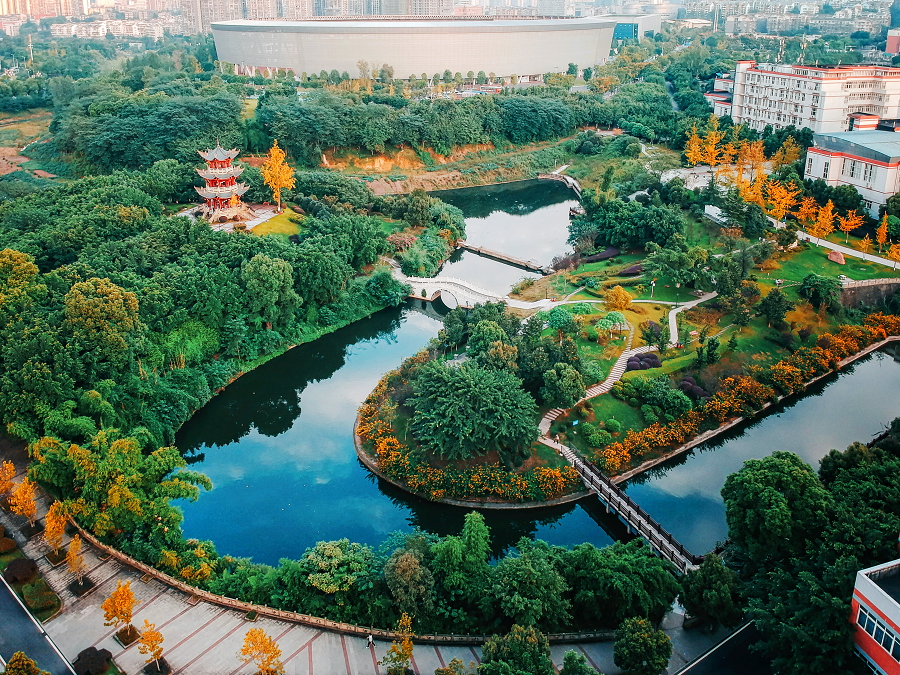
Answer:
[
  {"left": 852, "top": 564, "right": 900, "bottom": 675},
  {"left": 211, "top": 18, "right": 615, "bottom": 78},
  {"left": 804, "top": 147, "right": 900, "bottom": 217},
  {"left": 729, "top": 61, "right": 900, "bottom": 134}
]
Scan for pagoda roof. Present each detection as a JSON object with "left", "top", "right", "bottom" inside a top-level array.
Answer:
[
  {"left": 196, "top": 165, "right": 245, "bottom": 180},
  {"left": 198, "top": 145, "right": 241, "bottom": 162},
  {"left": 195, "top": 184, "right": 250, "bottom": 199}
]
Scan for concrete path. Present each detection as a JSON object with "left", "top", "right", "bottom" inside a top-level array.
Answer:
[
  {"left": 797, "top": 231, "right": 898, "bottom": 269},
  {"left": 0, "top": 449, "right": 740, "bottom": 675},
  {"left": 667, "top": 293, "right": 717, "bottom": 346}
]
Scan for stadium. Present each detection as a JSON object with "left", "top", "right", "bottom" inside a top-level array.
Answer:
[{"left": 210, "top": 17, "right": 616, "bottom": 81}]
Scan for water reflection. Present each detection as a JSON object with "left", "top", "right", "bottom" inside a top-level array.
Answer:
[{"left": 623, "top": 350, "right": 900, "bottom": 554}]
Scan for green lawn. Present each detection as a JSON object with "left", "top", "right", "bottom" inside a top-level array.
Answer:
[
  {"left": 252, "top": 208, "right": 302, "bottom": 238},
  {"left": 759, "top": 245, "right": 900, "bottom": 286}
]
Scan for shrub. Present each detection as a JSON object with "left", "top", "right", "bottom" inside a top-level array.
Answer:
[
  {"left": 23, "top": 579, "right": 56, "bottom": 611},
  {"left": 641, "top": 405, "right": 658, "bottom": 424},
  {"left": 587, "top": 429, "right": 611, "bottom": 447},
  {"left": 629, "top": 397, "right": 639, "bottom": 407},
  {"left": 0, "top": 537, "right": 15, "bottom": 553},
  {"left": 605, "top": 419, "right": 622, "bottom": 433}
]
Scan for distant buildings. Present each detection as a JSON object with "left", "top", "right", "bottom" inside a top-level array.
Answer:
[
  {"left": 851, "top": 557, "right": 900, "bottom": 674},
  {"left": 706, "top": 61, "right": 900, "bottom": 133},
  {"left": 49, "top": 18, "right": 165, "bottom": 36}
]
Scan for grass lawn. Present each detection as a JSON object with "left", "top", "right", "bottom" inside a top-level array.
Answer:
[
  {"left": 0, "top": 547, "right": 25, "bottom": 571},
  {"left": 557, "top": 394, "right": 648, "bottom": 457},
  {"left": 252, "top": 208, "right": 302, "bottom": 238},
  {"left": 759, "top": 245, "right": 900, "bottom": 287}
]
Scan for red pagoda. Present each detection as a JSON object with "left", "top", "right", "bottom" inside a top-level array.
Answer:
[{"left": 195, "top": 144, "right": 249, "bottom": 214}]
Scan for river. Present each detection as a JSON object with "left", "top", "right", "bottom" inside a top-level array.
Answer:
[{"left": 175, "top": 179, "right": 900, "bottom": 566}]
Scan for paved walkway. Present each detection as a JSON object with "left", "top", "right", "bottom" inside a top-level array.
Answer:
[
  {"left": 0, "top": 448, "right": 738, "bottom": 675},
  {"left": 797, "top": 231, "right": 898, "bottom": 269}
]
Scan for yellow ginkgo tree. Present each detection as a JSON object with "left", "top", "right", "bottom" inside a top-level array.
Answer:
[{"left": 261, "top": 140, "right": 295, "bottom": 212}]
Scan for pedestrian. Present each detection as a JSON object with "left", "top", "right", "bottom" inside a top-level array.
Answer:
[{"left": 366, "top": 634, "right": 375, "bottom": 649}]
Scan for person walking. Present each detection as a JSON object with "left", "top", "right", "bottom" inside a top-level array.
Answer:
[{"left": 366, "top": 634, "right": 375, "bottom": 649}]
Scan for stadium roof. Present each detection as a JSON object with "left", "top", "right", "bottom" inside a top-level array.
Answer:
[{"left": 813, "top": 131, "right": 900, "bottom": 163}]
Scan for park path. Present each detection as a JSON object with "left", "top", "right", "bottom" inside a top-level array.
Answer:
[
  {"left": 0, "top": 447, "right": 737, "bottom": 675},
  {"left": 797, "top": 231, "right": 898, "bottom": 268}
]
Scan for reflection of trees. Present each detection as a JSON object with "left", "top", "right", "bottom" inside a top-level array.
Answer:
[
  {"left": 176, "top": 306, "right": 407, "bottom": 453},
  {"left": 431, "top": 180, "right": 575, "bottom": 220},
  {"left": 372, "top": 474, "right": 621, "bottom": 558}
]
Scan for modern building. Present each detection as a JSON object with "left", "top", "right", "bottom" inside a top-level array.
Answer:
[
  {"left": 706, "top": 61, "right": 900, "bottom": 134},
  {"left": 610, "top": 12, "right": 661, "bottom": 39},
  {"left": 210, "top": 17, "right": 616, "bottom": 80},
  {"left": 851, "top": 558, "right": 900, "bottom": 674},
  {"left": 804, "top": 131, "right": 900, "bottom": 217}
]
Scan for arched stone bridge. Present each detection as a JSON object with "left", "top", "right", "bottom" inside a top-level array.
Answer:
[{"left": 394, "top": 269, "right": 552, "bottom": 310}]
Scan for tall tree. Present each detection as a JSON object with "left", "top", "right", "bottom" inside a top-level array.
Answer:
[
  {"left": 260, "top": 139, "right": 295, "bottom": 212},
  {"left": 613, "top": 617, "right": 671, "bottom": 675},
  {"left": 66, "top": 534, "right": 86, "bottom": 584},
  {"left": 238, "top": 628, "right": 284, "bottom": 675},
  {"left": 679, "top": 554, "right": 742, "bottom": 629},
  {"left": 137, "top": 620, "right": 165, "bottom": 670},
  {"left": 43, "top": 502, "right": 66, "bottom": 556},
  {"left": 9, "top": 478, "right": 37, "bottom": 527},
  {"left": 877, "top": 213, "right": 889, "bottom": 252}
]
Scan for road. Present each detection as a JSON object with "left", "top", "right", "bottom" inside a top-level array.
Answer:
[
  {"left": 676, "top": 624, "right": 773, "bottom": 675},
  {"left": 0, "top": 577, "right": 74, "bottom": 675}
]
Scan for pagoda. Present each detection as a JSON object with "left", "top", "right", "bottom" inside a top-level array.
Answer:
[{"left": 195, "top": 144, "right": 250, "bottom": 221}]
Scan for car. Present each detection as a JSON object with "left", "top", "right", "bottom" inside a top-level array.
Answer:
[{"left": 838, "top": 274, "right": 849, "bottom": 281}]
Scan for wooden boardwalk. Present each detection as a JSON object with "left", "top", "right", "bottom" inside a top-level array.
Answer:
[{"left": 456, "top": 241, "right": 551, "bottom": 274}]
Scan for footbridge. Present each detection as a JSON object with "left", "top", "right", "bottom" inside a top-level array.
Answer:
[
  {"left": 456, "top": 241, "right": 552, "bottom": 275},
  {"left": 542, "top": 438, "right": 701, "bottom": 573},
  {"left": 393, "top": 268, "right": 551, "bottom": 310}
]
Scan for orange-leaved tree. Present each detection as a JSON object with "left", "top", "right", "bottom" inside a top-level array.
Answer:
[
  {"left": 837, "top": 210, "right": 864, "bottom": 243},
  {"left": 102, "top": 580, "right": 138, "bottom": 636},
  {"left": 43, "top": 501, "right": 67, "bottom": 556},
  {"left": 764, "top": 180, "right": 800, "bottom": 223},
  {"left": 380, "top": 612, "right": 415, "bottom": 675},
  {"left": 684, "top": 126, "right": 704, "bottom": 166},
  {"left": 701, "top": 114, "right": 725, "bottom": 167},
  {"left": 138, "top": 619, "right": 165, "bottom": 669},
  {"left": 9, "top": 477, "right": 37, "bottom": 527},
  {"left": 770, "top": 136, "right": 802, "bottom": 170},
  {"left": 808, "top": 200, "right": 836, "bottom": 244},
  {"left": 793, "top": 196, "right": 819, "bottom": 230},
  {"left": 66, "top": 534, "right": 86, "bottom": 584},
  {"left": 260, "top": 139, "right": 295, "bottom": 212},
  {"left": 889, "top": 242, "right": 900, "bottom": 270},
  {"left": 858, "top": 233, "right": 873, "bottom": 259},
  {"left": 0, "top": 460, "right": 14, "bottom": 500},
  {"left": 238, "top": 628, "right": 284, "bottom": 675},
  {"left": 604, "top": 285, "right": 633, "bottom": 311},
  {"left": 877, "top": 214, "right": 889, "bottom": 253}
]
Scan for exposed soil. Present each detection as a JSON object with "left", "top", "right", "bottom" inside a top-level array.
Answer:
[{"left": 0, "top": 147, "right": 30, "bottom": 175}]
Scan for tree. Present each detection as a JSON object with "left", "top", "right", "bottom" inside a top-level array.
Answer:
[
  {"left": 757, "top": 288, "right": 793, "bottom": 327},
  {"left": 613, "top": 617, "right": 671, "bottom": 675},
  {"left": 798, "top": 273, "right": 842, "bottom": 311},
  {"left": 9, "top": 478, "right": 37, "bottom": 527},
  {"left": 43, "top": 502, "right": 66, "bottom": 556},
  {"left": 432, "top": 511, "right": 491, "bottom": 603},
  {"left": 559, "top": 650, "right": 598, "bottom": 675},
  {"left": 66, "top": 534, "right": 86, "bottom": 584},
  {"left": 679, "top": 554, "right": 742, "bottom": 629},
  {"left": 836, "top": 210, "right": 863, "bottom": 243},
  {"left": 857, "top": 233, "right": 873, "bottom": 259},
  {"left": 877, "top": 213, "right": 890, "bottom": 252},
  {"left": 480, "top": 625, "right": 554, "bottom": 675},
  {"left": 793, "top": 195, "right": 819, "bottom": 229},
  {"left": 260, "top": 140, "right": 295, "bottom": 211},
  {"left": 238, "top": 628, "right": 284, "bottom": 675},
  {"left": 684, "top": 126, "right": 703, "bottom": 166},
  {"left": 0, "top": 460, "right": 14, "bottom": 498},
  {"left": 546, "top": 307, "right": 579, "bottom": 345},
  {"left": 102, "top": 580, "right": 137, "bottom": 634},
  {"left": 1, "top": 652, "right": 49, "bottom": 675},
  {"left": 807, "top": 200, "right": 835, "bottom": 244},
  {"left": 765, "top": 180, "right": 800, "bottom": 223},
  {"left": 408, "top": 361, "right": 539, "bottom": 460},
  {"left": 604, "top": 285, "right": 633, "bottom": 311},
  {"left": 541, "top": 363, "right": 585, "bottom": 408},
  {"left": 379, "top": 613, "right": 414, "bottom": 675},
  {"left": 137, "top": 619, "right": 164, "bottom": 669},
  {"left": 888, "top": 242, "right": 900, "bottom": 270},
  {"left": 701, "top": 115, "right": 725, "bottom": 167}
]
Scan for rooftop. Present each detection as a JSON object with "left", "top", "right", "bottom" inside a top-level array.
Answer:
[
  {"left": 813, "top": 130, "right": 900, "bottom": 163},
  {"left": 211, "top": 17, "right": 616, "bottom": 31},
  {"left": 876, "top": 573, "right": 900, "bottom": 606}
]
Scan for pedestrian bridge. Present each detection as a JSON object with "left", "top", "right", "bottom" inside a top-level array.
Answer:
[{"left": 394, "top": 269, "right": 551, "bottom": 310}]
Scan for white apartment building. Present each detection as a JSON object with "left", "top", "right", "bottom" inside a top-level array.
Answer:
[
  {"left": 804, "top": 131, "right": 900, "bottom": 216},
  {"left": 706, "top": 61, "right": 900, "bottom": 133},
  {"left": 50, "top": 19, "right": 165, "bottom": 37}
]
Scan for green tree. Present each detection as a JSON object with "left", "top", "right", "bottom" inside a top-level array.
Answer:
[
  {"left": 547, "top": 307, "right": 578, "bottom": 344},
  {"left": 559, "top": 650, "right": 599, "bottom": 675},
  {"left": 480, "top": 625, "right": 554, "bottom": 675},
  {"left": 756, "top": 288, "right": 794, "bottom": 327},
  {"left": 432, "top": 511, "right": 491, "bottom": 601},
  {"left": 384, "top": 535, "right": 435, "bottom": 618},
  {"left": 409, "top": 361, "right": 538, "bottom": 460},
  {"left": 241, "top": 254, "right": 302, "bottom": 329},
  {"left": 679, "top": 554, "right": 742, "bottom": 629},
  {"left": 613, "top": 618, "right": 671, "bottom": 675},
  {"left": 797, "top": 273, "right": 842, "bottom": 311},
  {"left": 540, "top": 363, "right": 585, "bottom": 407},
  {"left": 467, "top": 320, "right": 509, "bottom": 358}
]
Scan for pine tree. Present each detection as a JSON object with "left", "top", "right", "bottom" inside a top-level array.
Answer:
[{"left": 260, "top": 140, "right": 295, "bottom": 212}]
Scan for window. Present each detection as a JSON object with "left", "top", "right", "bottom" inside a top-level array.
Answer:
[
  {"left": 849, "top": 160, "right": 858, "bottom": 178},
  {"left": 807, "top": 158, "right": 813, "bottom": 175},
  {"left": 823, "top": 161, "right": 830, "bottom": 178},
  {"left": 863, "top": 163, "right": 876, "bottom": 182},
  {"left": 857, "top": 606, "right": 900, "bottom": 663}
]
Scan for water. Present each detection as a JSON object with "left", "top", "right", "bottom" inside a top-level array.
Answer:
[
  {"left": 622, "top": 349, "right": 900, "bottom": 555},
  {"left": 430, "top": 180, "right": 577, "bottom": 294}
]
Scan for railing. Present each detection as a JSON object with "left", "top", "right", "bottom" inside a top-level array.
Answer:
[
  {"left": 841, "top": 277, "right": 900, "bottom": 289},
  {"left": 564, "top": 449, "right": 701, "bottom": 572}
]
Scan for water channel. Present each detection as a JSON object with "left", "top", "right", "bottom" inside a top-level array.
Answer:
[{"left": 176, "top": 179, "right": 900, "bottom": 567}]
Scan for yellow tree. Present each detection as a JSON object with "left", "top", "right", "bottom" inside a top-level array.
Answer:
[
  {"left": 877, "top": 214, "right": 889, "bottom": 253},
  {"left": 260, "top": 140, "right": 295, "bottom": 212},
  {"left": 701, "top": 115, "right": 725, "bottom": 168},
  {"left": 740, "top": 139, "right": 767, "bottom": 173},
  {"left": 138, "top": 619, "right": 165, "bottom": 669},
  {"left": 102, "top": 580, "right": 138, "bottom": 637},
  {"left": 770, "top": 136, "right": 803, "bottom": 171},
  {"left": 604, "top": 285, "right": 633, "bottom": 311},
  {"left": 44, "top": 501, "right": 67, "bottom": 556},
  {"left": 380, "top": 613, "right": 415, "bottom": 675},
  {"left": 837, "top": 210, "right": 864, "bottom": 243},
  {"left": 794, "top": 196, "right": 819, "bottom": 229},
  {"left": 764, "top": 180, "right": 800, "bottom": 223},
  {"left": 889, "top": 242, "right": 900, "bottom": 270},
  {"left": 858, "top": 233, "right": 873, "bottom": 259},
  {"left": 809, "top": 200, "right": 836, "bottom": 244},
  {"left": 9, "top": 477, "right": 37, "bottom": 527},
  {"left": 742, "top": 168, "right": 766, "bottom": 208},
  {"left": 684, "top": 126, "right": 704, "bottom": 166},
  {"left": 238, "top": 628, "right": 284, "bottom": 675},
  {"left": 66, "top": 534, "right": 86, "bottom": 584},
  {"left": 0, "top": 460, "right": 14, "bottom": 498}
]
